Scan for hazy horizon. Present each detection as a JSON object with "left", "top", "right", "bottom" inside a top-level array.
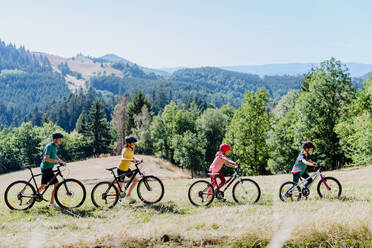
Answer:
[{"left": 1, "top": 1, "right": 371, "bottom": 68}]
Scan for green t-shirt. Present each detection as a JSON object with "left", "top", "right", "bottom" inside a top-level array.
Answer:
[{"left": 40, "top": 142, "right": 58, "bottom": 171}]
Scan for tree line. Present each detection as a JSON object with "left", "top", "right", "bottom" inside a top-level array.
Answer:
[{"left": 0, "top": 58, "right": 370, "bottom": 176}]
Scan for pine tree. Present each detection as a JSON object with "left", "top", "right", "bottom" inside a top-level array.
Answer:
[
  {"left": 152, "top": 85, "right": 168, "bottom": 114},
  {"left": 89, "top": 99, "right": 112, "bottom": 155},
  {"left": 127, "top": 90, "right": 152, "bottom": 132}
]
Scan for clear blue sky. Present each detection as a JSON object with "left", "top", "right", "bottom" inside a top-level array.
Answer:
[{"left": 0, "top": 0, "right": 371, "bottom": 68}]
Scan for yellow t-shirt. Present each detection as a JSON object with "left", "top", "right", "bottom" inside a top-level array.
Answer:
[{"left": 118, "top": 147, "right": 134, "bottom": 171}]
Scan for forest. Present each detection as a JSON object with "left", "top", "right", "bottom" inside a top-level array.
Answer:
[{"left": 0, "top": 40, "right": 371, "bottom": 175}]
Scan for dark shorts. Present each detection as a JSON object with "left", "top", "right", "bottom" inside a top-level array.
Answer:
[
  {"left": 117, "top": 168, "right": 133, "bottom": 182},
  {"left": 41, "top": 168, "right": 59, "bottom": 185}
]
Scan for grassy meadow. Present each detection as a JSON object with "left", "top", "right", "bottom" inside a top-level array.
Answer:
[{"left": 0, "top": 158, "right": 371, "bottom": 248}]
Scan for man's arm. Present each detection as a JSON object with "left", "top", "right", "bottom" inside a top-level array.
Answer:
[
  {"left": 56, "top": 156, "right": 66, "bottom": 165},
  {"left": 44, "top": 155, "right": 59, "bottom": 164}
]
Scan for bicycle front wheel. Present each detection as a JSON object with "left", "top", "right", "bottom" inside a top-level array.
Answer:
[
  {"left": 91, "top": 182, "right": 119, "bottom": 208},
  {"left": 4, "top": 181, "right": 36, "bottom": 210},
  {"left": 55, "top": 179, "right": 86, "bottom": 209},
  {"left": 279, "top": 181, "right": 302, "bottom": 202},
  {"left": 232, "top": 179, "right": 261, "bottom": 204},
  {"left": 317, "top": 177, "right": 342, "bottom": 199},
  {"left": 137, "top": 176, "right": 164, "bottom": 204},
  {"left": 188, "top": 180, "right": 214, "bottom": 206}
]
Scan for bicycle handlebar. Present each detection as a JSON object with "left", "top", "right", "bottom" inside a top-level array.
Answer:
[{"left": 135, "top": 159, "right": 144, "bottom": 165}]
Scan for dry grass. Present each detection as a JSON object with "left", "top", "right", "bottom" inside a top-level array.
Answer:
[{"left": 0, "top": 159, "right": 371, "bottom": 248}]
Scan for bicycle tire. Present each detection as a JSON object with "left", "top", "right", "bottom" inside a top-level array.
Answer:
[
  {"left": 55, "top": 178, "right": 86, "bottom": 209},
  {"left": 4, "top": 180, "right": 36, "bottom": 210},
  {"left": 91, "top": 181, "right": 120, "bottom": 208},
  {"left": 232, "top": 178, "right": 261, "bottom": 204},
  {"left": 279, "top": 181, "right": 302, "bottom": 202},
  {"left": 317, "top": 176, "right": 342, "bottom": 199},
  {"left": 137, "top": 176, "right": 164, "bottom": 204},
  {"left": 188, "top": 180, "right": 215, "bottom": 206}
]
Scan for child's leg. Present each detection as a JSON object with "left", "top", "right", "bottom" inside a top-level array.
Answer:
[
  {"left": 287, "top": 173, "right": 301, "bottom": 193},
  {"left": 293, "top": 173, "right": 300, "bottom": 184},
  {"left": 216, "top": 172, "right": 226, "bottom": 189},
  {"left": 302, "top": 172, "right": 313, "bottom": 188},
  {"left": 210, "top": 171, "right": 217, "bottom": 188}
]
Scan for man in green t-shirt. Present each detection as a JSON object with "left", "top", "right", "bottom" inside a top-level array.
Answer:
[{"left": 36, "top": 132, "right": 66, "bottom": 207}]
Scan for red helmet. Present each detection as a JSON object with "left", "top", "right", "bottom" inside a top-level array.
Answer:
[
  {"left": 302, "top": 141, "right": 314, "bottom": 149},
  {"left": 219, "top": 144, "right": 231, "bottom": 153}
]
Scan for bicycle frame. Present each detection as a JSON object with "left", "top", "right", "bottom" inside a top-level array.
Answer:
[
  {"left": 289, "top": 166, "right": 331, "bottom": 193},
  {"left": 108, "top": 162, "right": 145, "bottom": 194},
  {"left": 212, "top": 170, "right": 242, "bottom": 193},
  {"left": 25, "top": 165, "right": 67, "bottom": 201}
]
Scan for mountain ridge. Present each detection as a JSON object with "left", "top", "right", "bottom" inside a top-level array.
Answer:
[{"left": 159, "top": 62, "right": 372, "bottom": 77}]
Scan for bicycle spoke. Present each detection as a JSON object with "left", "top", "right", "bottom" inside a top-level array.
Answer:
[
  {"left": 280, "top": 182, "right": 301, "bottom": 202},
  {"left": 5, "top": 181, "right": 35, "bottom": 210},
  {"left": 188, "top": 180, "right": 214, "bottom": 206},
  {"left": 318, "top": 177, "right": 341, "bottom": 199},
  {"left": 137, "top": 176, "right": 164, "bottom": 204},
  {"left": 91, "top": 182, "right": 118, "bottom": 208},
  {"left": 233, "top": 179, "right": 260, "bottom": 204},
  {"left": 56, "top": 180, "right": 85, "bottom": 209}
]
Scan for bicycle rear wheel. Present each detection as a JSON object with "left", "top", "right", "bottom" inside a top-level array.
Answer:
[
  {"left": 4, "top": 181, "right": 36, "bottom": 210},
  {"left": 91, "top": 182, "right": 119, "bottom": 208},
  {"left": 55, "top": 179, "right": 86, "bottom": 209},
  {"left": 279, "top": 181, "right": 302, "bottom": 202},
  {"left": 188, "top": 180, "right": 215, "bottom": 206},
  {"left": 232, "top": 179, "right": 261, "bottom": 204},
  {"left": 317, "top": 177, "right": 342, "bottom": 199},
  {"left": 137, "top": 176, "right": 164, "bottom": 204}
]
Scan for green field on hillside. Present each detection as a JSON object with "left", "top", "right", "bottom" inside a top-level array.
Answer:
[{"left": 0, "top": 164, "right": 371, "bottom": 248}]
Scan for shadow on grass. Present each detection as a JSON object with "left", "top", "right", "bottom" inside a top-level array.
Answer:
[
  {"left": 60, "top": 206, "right": 98, "bottom": 218},
  {"left": 130, "top": 201, "right": 192, "bottom": 215}
]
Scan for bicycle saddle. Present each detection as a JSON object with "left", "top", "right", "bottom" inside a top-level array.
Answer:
[
  {"left": 208, "top": 173, "right": 219, "bottom": 177},
  {"left": 105, "top": 167, "right": 117, "bottom": 171}
]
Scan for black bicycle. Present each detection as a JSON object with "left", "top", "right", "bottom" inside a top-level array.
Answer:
[
  {"left": 91, "top": 160, "right": 164, "bottom": 208},
  {"left": 4, "top": 164, "right": 86, "bottom": 210},
  {"left": 188, "top": 166, "right": 261, "bottom": 206}
]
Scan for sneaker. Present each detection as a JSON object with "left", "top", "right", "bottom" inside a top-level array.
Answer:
[
  {"left": 49, "top": 203, "right": 59, "bottom": 208},
  {"left": 125, "top": 195, "right": 136, "bottom": 203}
]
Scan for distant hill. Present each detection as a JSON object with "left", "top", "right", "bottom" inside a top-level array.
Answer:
[
  {"left": 0, "top": 40, "right": 70, "bottom": 127},
  {"left": 360, "top": 71, "right": 372, "bottom": 81},
  {"left": 98, "top": 54, "right": 169, "bottom": 76},
  {"left": 160, "top": 63, "right": 372, "bottom": 78},
  {"left": 220, "top": 63, "right": 372, "bottom": 78},
  {"left": 99, "top": 53, "right": 133, "bottom": 65}
]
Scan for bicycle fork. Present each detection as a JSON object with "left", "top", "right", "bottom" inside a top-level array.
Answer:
[{"left": 320, "top": 174, "right": 331, "bottom": 190}]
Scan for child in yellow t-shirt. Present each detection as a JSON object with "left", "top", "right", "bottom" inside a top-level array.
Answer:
[{"left": 117, "top": 136, "right": 139, "bottom": 202}]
